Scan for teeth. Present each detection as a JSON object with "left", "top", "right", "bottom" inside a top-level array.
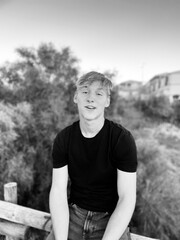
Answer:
[{"left": 86, "top": 106, "right": 95, "bottom": 109}]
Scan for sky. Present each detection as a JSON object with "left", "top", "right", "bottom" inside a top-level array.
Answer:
[{"left": 0, "top": 0, "right": 180, "bottom": 84}]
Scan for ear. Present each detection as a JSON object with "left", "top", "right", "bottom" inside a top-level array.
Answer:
[
  {"left": 73, "top": 91, "right": 78, "bottom": 104},
  {"left": 105, "top": 96, "right": 110, "bottom": 108}
]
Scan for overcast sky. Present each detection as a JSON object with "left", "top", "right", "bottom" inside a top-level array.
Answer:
[{"left": 0, "top": 0, "right": 180, "bottom": 83}]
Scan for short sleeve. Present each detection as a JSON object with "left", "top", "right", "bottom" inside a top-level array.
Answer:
[
  {"left": 52, "top": 129, "right": 68, "bottom": 168},
  {"left": 113, "top": 130, "right": 137, "bottom": 172}
]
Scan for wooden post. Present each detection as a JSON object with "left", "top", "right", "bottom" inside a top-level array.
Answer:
[
  {"left": 4, "top": 182, "right": 18, "bottom": 240},
  {"left": 0, "top": 182, "right": 159, "bottom": 240},
  {"left": 0, "top": 200, "right": 51, "bottom": 232},
  {"left": 0, "top": 219, "right": 26, "bottom": 239},
  {"left": 0, "top": 199, "right": 158, "bottom": 240},
  {"left": 4, "top": 182, "right": 17, "bottom": 204},
  {"left": 131, "top": 233, "right": 159, "bottom": 240}
]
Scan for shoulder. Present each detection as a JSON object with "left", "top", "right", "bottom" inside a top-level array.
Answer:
[
  {"left": 107, "top": 119, "right": 137, "bottom": 172},
  {"left": 107, "top": 119, "right": 133, "bottom": 139},
  {"left": 54, "top": 121, "right": 79, "bottom": 144},
  {"left": 56, "top": 121, "right": 79, "bottom": 138},
  {"left": 106, "top": 119, "right": 136, "bottom": 152}
]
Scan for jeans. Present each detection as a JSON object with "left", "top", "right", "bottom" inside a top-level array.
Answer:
[{"left": 46, "top": 203, "right": 131, "bottom": 240}]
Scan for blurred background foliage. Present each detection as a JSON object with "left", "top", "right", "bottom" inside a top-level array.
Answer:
[{"left": 0, "top": 43, "right": 180, "bottom": 240}]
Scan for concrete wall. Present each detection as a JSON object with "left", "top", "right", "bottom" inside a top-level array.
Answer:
[{"left": 145, "top": 71, "right": 180, "bottom": 102}]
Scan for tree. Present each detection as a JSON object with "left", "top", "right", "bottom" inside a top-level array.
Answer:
[
  {"left": 0, "top": 43, "right": 79, "bottom": 210},
  {"left": 0, "top": 102, "right": 35, "bottom": 201}
]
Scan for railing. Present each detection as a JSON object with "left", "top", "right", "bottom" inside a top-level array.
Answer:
[{"left": 0, "top": 183, "right": 158, "bottom": 240}]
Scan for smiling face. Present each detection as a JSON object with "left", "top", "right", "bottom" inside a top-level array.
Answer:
[{"left": 74, "top": 81, "right": 110, "bottom": 121}]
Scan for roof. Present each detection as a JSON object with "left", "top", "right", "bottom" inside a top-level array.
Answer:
[
  {"left": 119, "top": 80, "right": 142, "bottom": 86},
  {"left": 149, "top": 70, "right": 180, "bottom": 82}
]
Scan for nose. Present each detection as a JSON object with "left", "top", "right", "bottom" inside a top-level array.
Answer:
[{"left": 87, "top": 92, "right": 94, "bottom": 103}]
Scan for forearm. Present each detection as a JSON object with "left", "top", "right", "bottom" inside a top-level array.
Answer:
[
  {"left": 102, "top": 196, "right": 136, "bottom": 240},
  {"left": 50, "top": 189, "right": 69, "bottom": 240}
]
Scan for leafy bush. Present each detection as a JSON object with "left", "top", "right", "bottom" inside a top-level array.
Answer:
[
  {"left": 135, "top": 95, "right": 173, "bottom": 121},
  {"left": 0, "top": 102, "right": 35, "bottom": 201},
  {"left": 133, "top": 126, "right": 180, "bottom": 240},
  {"left": 172, "top": 100, "right": 180, "bottom": 124}
]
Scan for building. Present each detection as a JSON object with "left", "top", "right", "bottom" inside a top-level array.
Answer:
[
  {"left": 145, "top": 71, "right": 180, "bottom": 102},
  {"left": 118, "top": 80, "right": 142, "bottom": 99}
]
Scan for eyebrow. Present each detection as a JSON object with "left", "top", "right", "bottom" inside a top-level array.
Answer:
[
  {"left": 78, "top": 85, "right": 107, "bottom": 92},
  {"left": 79, "top": 85, "right": 88, "bottom": 90},
  {"left": 96, "top": 88, "right": 105, "bottom": 91}
]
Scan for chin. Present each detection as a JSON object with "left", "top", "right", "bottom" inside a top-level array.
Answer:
[
  {"left": 82, "top": 113, "right": 103, "bottom": 121},
  {"left": 83, "top": 116, "right": 96, "bottom": 121}
]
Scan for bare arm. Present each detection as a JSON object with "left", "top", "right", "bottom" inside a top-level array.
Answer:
[
  {"left": 49, "top": 166, "right": 69, "bottom": 240},
  {"left": 102, "top": 170, "right": 137, "bottom": 240}
]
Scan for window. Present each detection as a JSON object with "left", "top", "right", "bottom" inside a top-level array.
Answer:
[
  {"left": 158, "top": 78, "right": 161, "bottom": 88},
  {"left": 165, "top": 76, "right": 169, "bottom": 86},
  {"left": 173, "top": 95, "right": 179, "bottom": 100}
]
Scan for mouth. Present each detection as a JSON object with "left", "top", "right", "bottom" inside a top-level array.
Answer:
[{"left": 85, "top": 105, "right": 96, "bottom": 110}]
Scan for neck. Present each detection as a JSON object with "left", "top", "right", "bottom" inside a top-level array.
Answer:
[{"left": 79, "top": 117, "right": 105, "bottom": 138}]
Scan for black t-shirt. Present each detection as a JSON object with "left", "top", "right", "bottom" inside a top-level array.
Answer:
[{"left": 52, "top": 119, "right": 137, "bottom": 212}]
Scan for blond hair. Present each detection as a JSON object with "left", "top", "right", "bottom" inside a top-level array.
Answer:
[{"left": 76, "top": 71, "right": 112, "bottom": 95}]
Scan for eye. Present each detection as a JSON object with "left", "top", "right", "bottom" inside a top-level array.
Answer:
[
  {"left": 80, "top": 86, "right": 88, "bottom": 94},
  {"left": 97, "top": 92, "right": 103, "bottom": 96}
]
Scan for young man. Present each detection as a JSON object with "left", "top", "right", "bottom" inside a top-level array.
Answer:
[{"left": 47, "top": 71, "right": 137, "bottom": 240}]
